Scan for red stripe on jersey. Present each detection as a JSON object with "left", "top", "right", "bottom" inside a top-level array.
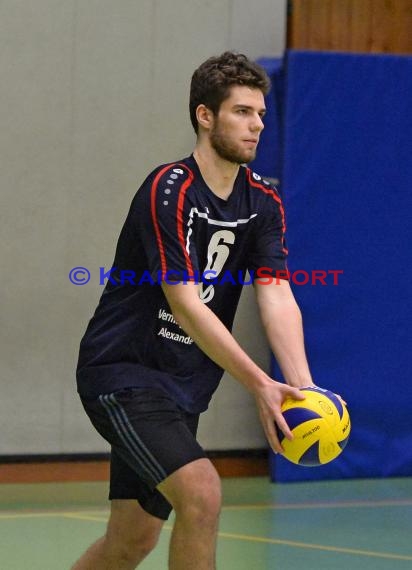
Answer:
[
  {"left": 176, "top": 164, "right": 195, "bottom": 278},
  {"left": 150, "top": 164, "right": 175, "bottom": 277},
  {"left": 150, "top": 163, "right": 195, "bottom": 279},
  {"left": 246, "top": 169, "right": 288, "bottom": 255}
]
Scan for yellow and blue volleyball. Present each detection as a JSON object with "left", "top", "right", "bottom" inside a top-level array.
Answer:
[{"left": 278, "top": 386, "right": 351, "bottom": 466}]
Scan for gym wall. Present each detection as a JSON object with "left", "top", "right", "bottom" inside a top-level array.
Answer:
[{"left": 0, "top": 0, "right": 287, "bottom": 456}]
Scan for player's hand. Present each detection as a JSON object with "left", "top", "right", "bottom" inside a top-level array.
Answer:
[
  {"left": 254, "top": 381, "right": 305, "bottom": 454},
  {"left": 306, "top": 384, "right": 347, "bottom": 407},
  {"left": 335, "top": 393, "right": 347, "bottom": 406}
]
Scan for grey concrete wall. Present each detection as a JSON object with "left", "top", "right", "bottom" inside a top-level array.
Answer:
[{"left": 0, "top": 0, "right": 286, "bottom": 454}]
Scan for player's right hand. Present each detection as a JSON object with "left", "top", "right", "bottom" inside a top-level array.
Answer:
[{"left": 254, "top": 381, "right": 305, "bottom": 454}]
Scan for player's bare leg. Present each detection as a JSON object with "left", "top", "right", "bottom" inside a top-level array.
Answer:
[
  {"left": 158, "top": 458, "right": 221, "bottom": 570},
  {"left": 70, "top": 499, "right": 164, "bottom": 570}
]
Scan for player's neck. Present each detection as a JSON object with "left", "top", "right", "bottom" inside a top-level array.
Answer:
[{"left": 193, "top": 144, "right": 239, "bottom": 201}]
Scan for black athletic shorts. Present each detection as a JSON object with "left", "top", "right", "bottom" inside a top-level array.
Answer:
[{"left": 81, "top": 387, "right": 206, "bottom": 520}]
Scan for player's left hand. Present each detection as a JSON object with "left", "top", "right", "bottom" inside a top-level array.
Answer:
[{"left": 304, "top": 385, "right": 347, "bottom": 407}]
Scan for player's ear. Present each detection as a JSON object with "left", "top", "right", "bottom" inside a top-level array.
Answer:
[{"left": 196, "top": 104, "right": 214, "bottom": 131}]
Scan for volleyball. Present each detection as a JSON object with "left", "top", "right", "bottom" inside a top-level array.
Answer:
[{"left": 278, "top": 386, "right": 351, "bottom": 466}]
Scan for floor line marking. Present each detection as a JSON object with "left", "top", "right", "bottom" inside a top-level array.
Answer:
[
  {"left": 2, "top": 512, "right": 410, "bottom": 561},
  {"left": 0, "top": 512, "right": 65, "bottom": 520},
  {"left": 217, "top": 531, "right": 412, "bottom": 561},
  {"left": 223, "top": 499, "right": 412, "bottom": 511},
  {"left": 0, "top": 510, "right": 109, "bottom": 520},
  {"left": 61, "top": 513, "right": 108, "bottom": 523}
]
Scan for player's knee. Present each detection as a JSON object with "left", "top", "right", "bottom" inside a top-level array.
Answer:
[
  {"left": 105, "top": 525, "right": 160, "bottom": 563},
  {"left": 134, "top": 526, "right": 161, "bottom": 558},
  {"left": 179, "top": 471, "right": 222, "bottom": 524},
  {"left": 184, "top": 490, "right": 221, "bottom": 529}
]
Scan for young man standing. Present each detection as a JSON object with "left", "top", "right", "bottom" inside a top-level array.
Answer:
[{"left": 72, "top": 52, "right": 316, "bottom": 569}]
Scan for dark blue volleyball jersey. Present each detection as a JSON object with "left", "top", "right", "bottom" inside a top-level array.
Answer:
[{"left": 76, "top": 155, "right": 288, "bottom": 413}]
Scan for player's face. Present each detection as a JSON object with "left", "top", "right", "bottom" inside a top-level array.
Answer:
[{"left": 209, "top": 86, "right": 266, "bottom": 164}]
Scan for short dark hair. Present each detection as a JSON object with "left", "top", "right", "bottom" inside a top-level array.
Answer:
[{"left": 189, "top": 51, "right": 271, "bottom": 134}]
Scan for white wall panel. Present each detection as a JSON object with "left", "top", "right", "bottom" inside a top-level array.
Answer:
[
  {"left": 0, "top": 1, "right": 74, "bottom": 453},
  {"left": 230, "top": 0, "right": 287, "bottom": 58}
]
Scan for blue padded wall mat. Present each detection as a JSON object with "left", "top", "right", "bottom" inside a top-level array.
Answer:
[
  {"left": 270, "top": 50, "right": 412, "bottom": 482},
  {"left": 249, "top": 57, "right": 284, "bottom": 181}
]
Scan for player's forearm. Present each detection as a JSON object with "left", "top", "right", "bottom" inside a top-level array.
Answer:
[
  {"left": 260, "top": 299, "right": 314, "bottom": 388},
  {"left": 161, "top": 284, "right": 270, "bottom": 393},
  {"left": 256, "top": 280, "right": 313, "bottom": 387}
]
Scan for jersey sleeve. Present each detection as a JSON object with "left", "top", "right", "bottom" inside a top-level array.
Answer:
[
  {"left": 246, "top": 177, "right": 289, "bottom": 280},
  {"left": 135, "top": 163, "right": 199, "bottom": 282}
]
